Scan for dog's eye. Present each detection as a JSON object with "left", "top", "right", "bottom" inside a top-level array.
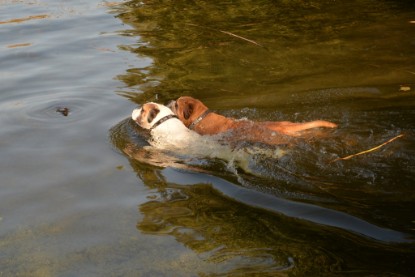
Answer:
[
  {"left": 183, "top": 104, "right": 193, "bottom": 120},
  {"left": 148, "top": 108, "right": 159, "bottom": 123}
]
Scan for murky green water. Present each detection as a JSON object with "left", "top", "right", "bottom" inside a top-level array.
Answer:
[{"left": 1, "top": 0, "right": 415, "bottom": 276}]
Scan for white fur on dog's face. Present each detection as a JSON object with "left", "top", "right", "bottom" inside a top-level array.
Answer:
[
  {"left": 132, "top": 102, "right": 174, "bottom": 129},
  {"left": 132, "top": 102, "right": 202, "bottom": 150}
]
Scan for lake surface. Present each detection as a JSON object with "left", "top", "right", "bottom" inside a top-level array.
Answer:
[{"left": 1, "top": 0, "right": 415, "bottom": 276}]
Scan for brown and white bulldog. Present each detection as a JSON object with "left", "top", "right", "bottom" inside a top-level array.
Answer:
[
  {"left": 133, "top": 102, "right": 293, "bottom": 149},
  {"left": 131, "top": 103, "right": 287, "bottom": 171},
  {"left": 132, "top": 102, "right": 202, "bottom": 149},
  {"left": 168, "top": 96, "right": 337, "bottom": 138}
]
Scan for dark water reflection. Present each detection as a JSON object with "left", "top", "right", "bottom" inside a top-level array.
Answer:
[
  {"left": 116, "top": 0, "right": 415, "bottom": 105},
  {"left": 110, "top": 0, "right": 415, "bottom": 275},
  {"left": 110, "top": 117, "right": 415, "bottom": 275}
]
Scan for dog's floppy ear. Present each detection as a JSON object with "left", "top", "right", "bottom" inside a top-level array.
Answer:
[
  {"left": 148, "top": 107, "right": 160, "bottom": 123},
  {"left": 183, "top": 103, "right": 193, "bottom": 120}
]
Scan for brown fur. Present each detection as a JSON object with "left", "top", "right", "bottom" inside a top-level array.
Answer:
[{"left": 168, "top": 96, "right": 337, "bottom": 145}]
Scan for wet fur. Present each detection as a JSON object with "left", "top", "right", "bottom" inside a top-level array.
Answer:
[
  {"left": 132, "top": 102, "right": 201, "bottom": 149},
  {"left": 168, "top": 96, "right": 337, "bottom": 144}
]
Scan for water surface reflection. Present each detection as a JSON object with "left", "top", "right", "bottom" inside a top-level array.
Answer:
[
  {"left": 109, "top": 0, "right": 415, "bottom": 275},
  {"left": 115, "top": 0, "right": 415, "bottom": 104},
  {"left": 110, "top": 118, "right": 414, "bottom": 275}
]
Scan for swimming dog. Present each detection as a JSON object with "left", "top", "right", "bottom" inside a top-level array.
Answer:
[
  {"left": 132, "top": 102, "right": 201, "bottom": 149},
  {"left": 168, "top": 96, "right": 337, "bottom": 138}
]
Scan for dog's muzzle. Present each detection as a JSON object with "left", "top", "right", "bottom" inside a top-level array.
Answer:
[{"left": 132, "top": 108, "right": 141, "bottom": 121}]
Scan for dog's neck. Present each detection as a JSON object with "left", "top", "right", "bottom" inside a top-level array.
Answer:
[
  {"left": 191, "top": 112, "right": 237, "bottom": 135},
  {"left": 151, "top": 114, "right": 178, "bottom": 130},
  {"left": 150, "top": 115, "right": 200, "bottom": 146},
  {"left": 188, "top": 109, "right": 211, "bottom": 130}
]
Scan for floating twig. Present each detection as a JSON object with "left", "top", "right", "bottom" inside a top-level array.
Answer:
[
  {"left": 331, "top": 134, "right": 404, "bottom": 163},
  {"left": 0, "top": 14, "right": 49, "bottom": 25},
  {"left": 186, "top": 23, "right": 266, "bottom": 49},
  {"left": 7, "top": 43, "right": 32, "bottom": 48},
  {"left": 218, "top": 30, "right": 265, "bottom": 48}
]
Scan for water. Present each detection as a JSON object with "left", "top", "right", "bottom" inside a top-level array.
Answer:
[{"left": 1, "top": 0, "right": 415, "bottom": 276}]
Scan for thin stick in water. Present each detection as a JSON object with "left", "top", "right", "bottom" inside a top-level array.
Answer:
[
  {"left": 219, "top": 30, "right": 265, "bottom": 48},
  {"left": 331, "top": 134, "right": 404, "bottom": 163},
  {"left": 186, "top": 23, "right": 265, "bottom": 48}
]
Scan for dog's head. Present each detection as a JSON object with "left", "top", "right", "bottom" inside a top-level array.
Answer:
[
  {"left": 132, "top": 102, "right": 174, "bottom": 130},
  {"left": 167, "top": 96, "right": 209, "bottom": 127}
]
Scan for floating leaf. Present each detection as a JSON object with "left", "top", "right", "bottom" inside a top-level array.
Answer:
[{"left": 399, "top": 85, "right": 411, "bottom": 92}]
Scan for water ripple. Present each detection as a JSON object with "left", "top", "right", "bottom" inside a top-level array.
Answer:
[{"left": 1, "top": 88, "right": 104, "bottom": 126}]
